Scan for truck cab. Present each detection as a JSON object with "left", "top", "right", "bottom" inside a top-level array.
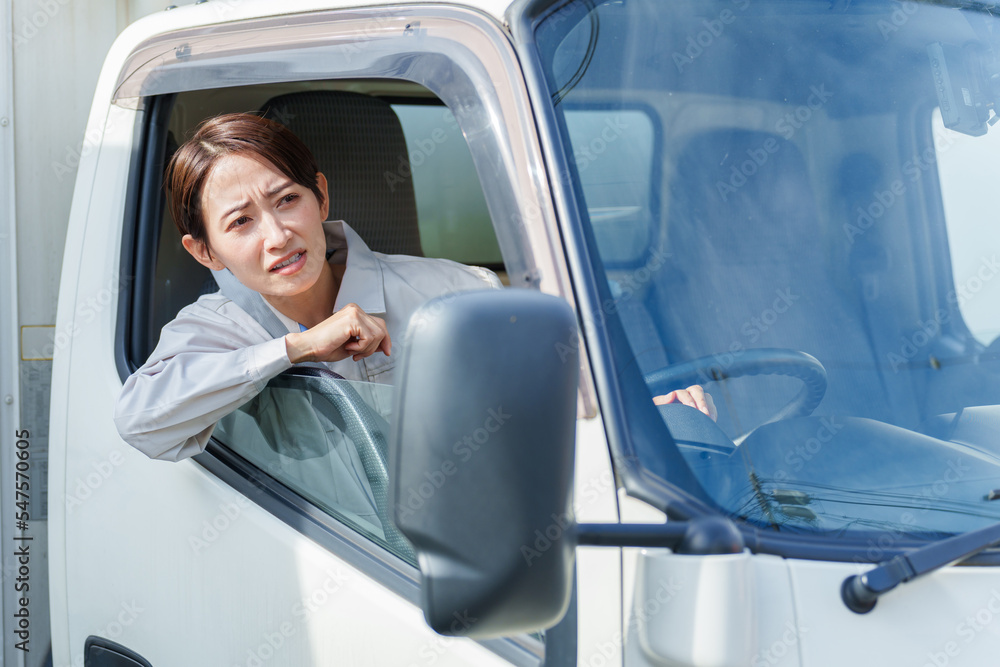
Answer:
[{"left": 40, "top": 0, "right": 1000, "bottom": 664}]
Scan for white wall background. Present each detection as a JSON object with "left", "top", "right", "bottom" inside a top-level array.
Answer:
[{"left": 11, "top": 0, "right": 163, "bottom": 332}]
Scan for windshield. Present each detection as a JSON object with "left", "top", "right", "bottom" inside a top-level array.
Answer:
[{"left": 535, "top": 0, "right": 1000, "bottom": 543}]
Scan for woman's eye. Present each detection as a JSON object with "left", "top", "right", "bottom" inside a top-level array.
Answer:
[
  {"left": 281, "top": 193, "right": 299, "bottom": 205},
  {"left": 227, "top": 216, "right": 250, "bottom": 231}
]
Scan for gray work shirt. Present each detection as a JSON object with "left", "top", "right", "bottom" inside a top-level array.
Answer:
[{"left": 114, "top": 220, "right": 501, "bottom": 462}]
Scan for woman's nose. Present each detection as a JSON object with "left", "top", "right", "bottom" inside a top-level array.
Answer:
[{"left": 260, "top": 213, "right": 292, "bottom": 248}]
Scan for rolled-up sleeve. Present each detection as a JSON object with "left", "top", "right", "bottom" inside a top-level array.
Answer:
[{"left": 114, "top": 300, "right": 293, "bottom": 462}]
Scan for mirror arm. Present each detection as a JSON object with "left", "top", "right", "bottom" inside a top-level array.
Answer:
[
  {"left": 576, "top": 517, "right": 744, "bottom": 555},
  {"left": 576, "top": 522, "right": 688, "bottom": 548}
]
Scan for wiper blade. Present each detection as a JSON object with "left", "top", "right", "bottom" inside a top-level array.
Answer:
[{"left": 842, "top": 520, "right": 1000, "bottom": 613}]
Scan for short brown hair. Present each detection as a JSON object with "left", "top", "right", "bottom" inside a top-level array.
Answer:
[{"left": 164, "top": 113, "right": 326, "bottom": 247}]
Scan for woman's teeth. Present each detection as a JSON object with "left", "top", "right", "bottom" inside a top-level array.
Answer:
[{"left": 273, "top": 253, "right": 302, "bottom": 270}]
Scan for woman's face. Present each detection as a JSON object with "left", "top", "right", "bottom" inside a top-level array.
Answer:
[{"left": 182, "top": 153, "right": 330, "bottom": 300}]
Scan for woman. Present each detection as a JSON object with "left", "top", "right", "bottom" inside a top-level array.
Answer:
[
  {"left": 114, "top": 112, "right": 500, "bottom": 461},
  {"left": 115, "top": 112, "right": 713, "bottom": 462}
]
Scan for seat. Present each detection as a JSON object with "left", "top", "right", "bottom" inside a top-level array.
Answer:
[{"left": 653, "top": 129, "right": 896, "bottom": 433}]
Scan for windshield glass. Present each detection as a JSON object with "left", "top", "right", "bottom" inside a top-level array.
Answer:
[{"left": 536, "top": 0, "right": 1000, "bottom": 542}]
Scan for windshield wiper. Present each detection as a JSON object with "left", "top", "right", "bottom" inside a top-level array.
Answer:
[{"left": 842, "top": 520, "right": 1000, "bottom": 613}]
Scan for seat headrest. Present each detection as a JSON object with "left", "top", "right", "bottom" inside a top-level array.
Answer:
[
  {"left": 669, "top": 129, "right": 819, "bottom": 266},
  {"left": 260, "top": 91, "right": 423, "bottom": 256}
]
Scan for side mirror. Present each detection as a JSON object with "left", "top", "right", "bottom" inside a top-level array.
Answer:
[
  {"left": 390, "top": 289, "right": 745, "bottom": 639},
  {"left": 390, "top": 289, "right": 580, "bottom": 638}
]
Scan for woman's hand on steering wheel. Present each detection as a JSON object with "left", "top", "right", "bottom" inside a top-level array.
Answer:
[{"left": 654, "top": 385, "right": 718, "bottom": 421}]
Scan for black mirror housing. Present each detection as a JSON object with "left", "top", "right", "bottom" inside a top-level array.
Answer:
[{"left": 390, "top": 289, "right": 580, "bottom": 638}]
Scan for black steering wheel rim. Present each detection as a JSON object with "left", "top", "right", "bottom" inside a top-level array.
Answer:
[
  {"left": 644, "top": 348, "right": 828, "bottom": 423},
  {"left": 268, "top": 367, "right": 411, "bottom": 556}
]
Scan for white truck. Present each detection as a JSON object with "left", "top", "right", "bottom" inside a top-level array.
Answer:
[{"left": 6, "top": 0, "right": 1000, "bottom": 665}]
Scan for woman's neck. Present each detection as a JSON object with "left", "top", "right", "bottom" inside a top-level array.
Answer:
[{"left": 264, "top": 262, "right": 346, "bottom": 328}]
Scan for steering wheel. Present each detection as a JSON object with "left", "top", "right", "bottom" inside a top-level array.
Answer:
[
  {"left": 643, "top": 348, "right": 828, "bottom": 424},
  {"left": 257, "top": 367, "right": 412, "bottom": 557}
]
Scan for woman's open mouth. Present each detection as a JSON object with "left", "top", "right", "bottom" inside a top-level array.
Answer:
[{"left": 270, "top": 251, "right": 306, "bottom": 274}]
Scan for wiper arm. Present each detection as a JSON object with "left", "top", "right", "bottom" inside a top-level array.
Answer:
[{"left": 842, "top": 521, "right": 1000, "bottom": 613}]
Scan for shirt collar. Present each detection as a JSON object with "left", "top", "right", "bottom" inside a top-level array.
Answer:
[
  {"left": 324, "top": 220, "right": 387, "bottom": 315},
  {"left": 261, "top": 298, "right": 302, "bottom": 335}
]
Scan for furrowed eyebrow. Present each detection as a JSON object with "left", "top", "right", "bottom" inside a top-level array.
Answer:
[
  {"left": 266, "top": 180, "right": 295, "bottom": 198},
  {"left": 221, "top": 200, "right": 250, "bottom": 221},
  {"left": 219, "top": 180, "right": 296, "bottom": 221}
]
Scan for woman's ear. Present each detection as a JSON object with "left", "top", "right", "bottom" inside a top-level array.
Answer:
[
  {"left": 316, "top": 172, "right": 330, "bottom": 221},
  {"left": 182, "top": 234, "right": 226, "bottom": 271}
]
